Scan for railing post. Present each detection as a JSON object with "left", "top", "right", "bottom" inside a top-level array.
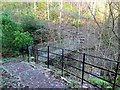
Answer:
[
  {"left": 61, "top": 49, "right": 64, "bottom": 77},
  {"left": 27, "top": 45, "right": 29, "bottom": 62},
  {"left": 34, "top": 49, "right": 37, "bottom": 63},
  {"left": 36, "top": 49, "right": 38, "bottom": 63},
  {"left": 113, "top": 62, "right": 119, "bottom": 90},
  {"left": 25, "top": 86, "right": 29, "bottom": 90},
  {"left": 47, "top": 46, "right": 49, "bottom": 68},
  {"left": 81, "top": 53, "right": 85, "bottom": 85}
]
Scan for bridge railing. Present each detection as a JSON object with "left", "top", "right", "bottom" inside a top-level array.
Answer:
[{"left": 36, "top": 46, "right": 120, "bottom": 90}]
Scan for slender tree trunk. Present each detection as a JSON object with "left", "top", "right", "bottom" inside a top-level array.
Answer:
[
  {"left": 78, "top": 1, "right": 80, "bottom": 16},
  {"left": 90, "top": 0, "right": 93, "bottom": 13},
  {"left": 45, "top": 1, "right": 47, "bottom": 20},
  {"left": 58, "top": 0, "right": 63, "bottom": 44},
  {"left": 34, "top": 0, "right": 36, "bottom": 12},
  {"left": 0, "top": 3, "right": 2, "bottom": 60},
  {"left": 59, "top": 0, "right": 63, "bottom": 24},
  {"left": 118, "top": 10, "right": 120, "bottom": 62},
  {"left": 47, "top": 0, "right": 50, "bottom": 20},
  {"left": 118, "top": 9, "right": 120, "bottom": 87},
  {"left": 92, "top": 0, "right": 96, "bottom": 15}
]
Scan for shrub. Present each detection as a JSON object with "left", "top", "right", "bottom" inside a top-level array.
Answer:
[
  {"left": 20, "top": 15, "right": 48, "bottom": 44},
  {"left": 1, "top": 12, "right": 33, "bottom": 57},
  {"left": 13, "top": 31, "right": 33, "bottom": 48},
  {"left": 21, "top": 15, "right": 46, "bottom": 34}
]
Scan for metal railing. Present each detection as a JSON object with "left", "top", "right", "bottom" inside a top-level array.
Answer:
[{"left": 35, "top": 46, "right": 120, "bottom": 90}]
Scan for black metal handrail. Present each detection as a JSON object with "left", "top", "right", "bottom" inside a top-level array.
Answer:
[
  {"left": 36, "top": 46, "right": 120, "bottom": 90},
  {"left": 37, "top": 50, "right": 120, "bottom": 76}
]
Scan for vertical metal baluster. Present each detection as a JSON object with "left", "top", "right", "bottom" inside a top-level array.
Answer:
[
  {"left": 36, "top": 50, "right": 38, "bottom": 63},
  {"left": 48, "top": 46, "right": 49, "bottom": 68},
  {"left": 34, "top": 47, "right": 36, "bottom": 63},
  {"left": 113, "top": 62, "right": 119, "bottom": 90},
  {"left": 27, "top": 45, "right": 29, "bottom": 62},
  {"left": 81, "top": 53, "right": 85, "bottom": 85},
  {"left": 61, "top": 49, "right": 64, "bottom": 77}
]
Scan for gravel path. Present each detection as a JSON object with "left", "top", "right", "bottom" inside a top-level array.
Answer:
[{"left": 3, "top": 62, "right": 66, "bottom": 88}]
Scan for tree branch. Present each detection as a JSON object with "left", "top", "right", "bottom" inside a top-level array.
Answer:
[
  {"left": 88, "top": 6, "right": 101, "bottom": 29},
  {"left": 109, "top": 2, "right": 120, "bottom": 40}
]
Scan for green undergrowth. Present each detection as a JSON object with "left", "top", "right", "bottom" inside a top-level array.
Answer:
[
  {"left": 70, "top": 21, "right": 82, "bottom": 27},
  {"left": 87, "top": 77, "right": 112, "bottom": 89}
]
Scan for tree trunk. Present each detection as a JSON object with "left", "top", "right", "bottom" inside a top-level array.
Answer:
[
  {"left": 58, "top": 0, "right": 63, "bottom": 44},
  {"left": 59, "top": 0, "right": 63, "bottom": 24},
  {"left": 118, "top": 10, "right": 120, "bottom": 87},
  {"left": 118, "top": 9, "right": 120, "bottom": 62},
  {"left": 93, "top": 0, "right": 96, "bottom": 15},
  {"left": 47, "top": 0, "right": 50, "bottom": 20},
  {"left": 34, "top": 0, "right": 36, "bottom": 12}
]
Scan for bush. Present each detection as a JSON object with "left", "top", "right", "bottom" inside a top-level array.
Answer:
[
  {"left": 21, "top": 15, "right": 48, "bottom": 44},
  {"left": 21, "top": 15, "right": 46, "bottom": 34},
  {"left": 1, "top": 12, "right": 33, "bottom": 57},
  {"left": 13, "top": 31, "right": 33, "bottom": 48}
]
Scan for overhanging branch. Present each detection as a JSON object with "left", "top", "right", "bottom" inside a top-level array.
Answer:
[
  {"left": 109, "top": 2, "right": 120, "bottom": 40},
  {"left": 88, "top": 6, "right": 101, "bottom": 29}
]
